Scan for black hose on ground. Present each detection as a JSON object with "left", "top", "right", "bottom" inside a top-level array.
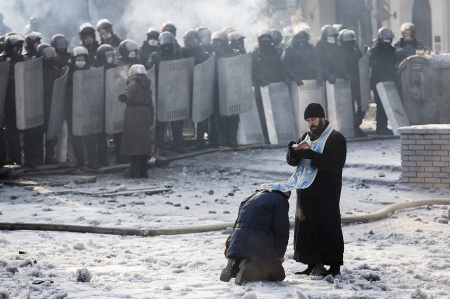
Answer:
[{"left": 1, "top": 199, "right": 449, "bottom": 237}]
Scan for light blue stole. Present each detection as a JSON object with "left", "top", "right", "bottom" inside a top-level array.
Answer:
[{"left": 261, "top": 124, "right": 334, "bottom": 192}]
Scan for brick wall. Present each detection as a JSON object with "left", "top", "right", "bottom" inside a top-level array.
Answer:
[{"left": 398, "top": 125, "right": 450, "bottom": 189}]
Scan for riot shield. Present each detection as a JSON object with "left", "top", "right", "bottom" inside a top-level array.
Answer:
[
  {"left": 359, "top": 53, "right": 370, "bottom": 112},
  {"left": 290, "top": 80, "right": 327, "bottom": 137},
  {"left": 192, "top": 55, "right": 215, "bottom": 123},
  {"left": 147, "top": 66, "right": 156, "bottom": 128},
  {"left": 72, "top": 67, "right": 104, "bottom": 136},
  {"left": 218, "top": 53, "right": 253, "bottom": 116},
  {"left": 0, "top": 61, "right": 9, "bottom": 123},
  {"left": 105, "top": 65, "right": 128, "bottom": 134},
  {"left": 261, "top": 82, "right": 297, "bottom": 145},
  {"left": 237, "top": 92, "right": 265, "bottom": 145},
  {"left": 326, "top": 79, "right": 355, "bottom": 138},
  {"left": 157, "top": 57, "right": 194, "bottom": 122},
  {"left": 376, "top": 81, "right": 410, "bottom": 136},
  {"left": 46, "top": 66, "right": 69, "bottom": 140},
  {"left": 14, "top": 57, "right": 44, "bottom": 130}
]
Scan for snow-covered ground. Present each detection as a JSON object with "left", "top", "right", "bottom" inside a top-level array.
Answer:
[{"left": 1, "top": 138, "right": 449, "bottom": 299}]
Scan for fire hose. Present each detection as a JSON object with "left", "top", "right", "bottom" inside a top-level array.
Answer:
[{"left": 0, "top": 199, "right": 449, "bottom": 237}]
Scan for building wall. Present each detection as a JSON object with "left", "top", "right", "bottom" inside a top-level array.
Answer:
[
  {"left": 302, "top": 0, "right": 337, "bottom": 41},
  {"left": 384, "top": 0, "right": 450, "bottom": 53}
]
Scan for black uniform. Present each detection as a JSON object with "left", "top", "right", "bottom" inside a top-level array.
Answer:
[
  {"left": 139, "top": 42, "right": 159, "bottom": 70},
  {"left": 252, "top": 42, "right": 287, "bottom": 143},
  {"left": 211, "top": 45, "right": 240, "bottom": 148},
  {"left": 282, "top": 42, "right": 319, "bottom": 83},
  {"left": 340, "top": 42, "right": 365, "bottom": 135},
  {"left": 315, "top": 40, "right": 346, "bottom": 83},
  {"left": 65, "top": 60, "right": 99, "bottom": 168},
  {"left": 149, "top": 49, "right": 184, "bottom": 154},
  {"left": 369, "top": 41, "right": 396, "bottom": 134},
  {"left": 41, "top": 58, "right": 61, "bottom": 164},
  {"left": 0, "top": 48, "right": 26, "bottom": 165},
  {"left": 181, "top": 45, "right": 211, "bottom": 148}
]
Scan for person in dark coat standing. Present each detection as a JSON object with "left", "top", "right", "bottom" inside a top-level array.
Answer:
[
  {"left": 282, "top": 27, "right": 319, "bottom": 86},
  {"left": 0, "top": 34, "right": 26, "bottom": 166},
  {"left": 338, "top": 29, "right": 366, "bottom": 137},
  {"left": 36, "top": 43, "right": 61, "bottom": 164},
  {"left": 252, "top": 29, "right": 288, "bottom": 143},
  {"left": 119, "top": 64, "right": 153, "bottom": 178},
  {"left": 315, "top": 25, "right": 346, "bottom": 84},
  {"left": 181, "top": 29, "right": 211, "bottom": 150},
  {"left": 369, "top": 27, "right": 396, "bottom": 135},
  {"left": 220, "top": 189, "right": 291, "bottom": 285},
  {"left": 210, "top": 31, "right": 240, "bottom": 148},
  {"left": 282, "top": 103, "right": 346, "bottom": 277}
]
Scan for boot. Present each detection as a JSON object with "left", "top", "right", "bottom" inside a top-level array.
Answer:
[
  {"left": 235, "top": 259, "right": 253, "bottom": 286},
  {"left": 327, "top": 265, "right": 341, "bottom": 277},
  {"left": 219, "top": 258, "right": 241, "bottom": 282},
  {"left": 310, "top": 263, "right": 327, "bottom": 276},
  {"left": 139, "top": 155, "right": 148, "bottom": 178},
  {"left": 129, "top": 156, "right": 139, "bottom": 178},
  {"left": 295, "top": 264, "right": 315, "bottom": 275}
]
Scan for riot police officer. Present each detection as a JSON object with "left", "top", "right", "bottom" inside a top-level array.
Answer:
[
  {"left": 94, "top": 44, "right": 119, "bottom": 167},
  {"left": 196, "top": 26, "right": 213, "bottom": 55},
  {"left": 228, "top": 31, "right": 246, "bottom": 54},
  {"left": 24, "top": 31, "right": 42, "bottom": 59},
  {"left": 78, "top": 23, "right": 100, "bottom": 66},
  {"left": 117, "top": 39, "right": 141, "bottom": 67},
  {"left": 36, "top": 43, "right": 61, "bottom": 164},
  {"left": 211, "top": 31, "right": 240, "bottom": 148},
  {"left": 339, "top": 29, "right": 366, "bottom": 137},
  {"left": 181, "top": 29, "right": 211, "bottom": 150},
  {"left": 282, "top": 27, "right": 319, "bottom": 86},
  {"left": 270, "top": 28, "right": 284, "bottom": 56},
  {"left": 148, "top": 32, "right": 185, "bottom": 155},
  {"left": 66, "top": 46, "right": 100, "bottom": 168},
  {"left": 161, "top": 22, "right": 182, "bottom": 55},
  {"left": 315, "top": 25, "right": 345, "bottom": 84},
  {"left": 97, "top": 19, "right": 122, "bottom": 48},
  {"left": 0, "top": 34, "right": 26, "bottom": 166},
  {"left": 393, "top": 22, "right": 430, "bottom": 101},
  {"left": 252, "top": 29, "right": 288, "bottom": 143},
  {"left": 369, "top": 27, "right": 396, "bottom": 135},
  {"left": 394, "top": 22, "right": 429, "bottom": 67},
  {"left": 139, "top": 27, "right": 160, "bottom": 70},
  {"left": 51, "top": 33, "right": 71, "bottom": 69}
]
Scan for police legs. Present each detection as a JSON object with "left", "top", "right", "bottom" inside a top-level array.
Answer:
[
  {"left": 71, "top": 135, "right": 85, "bottom": 167},
  {"left": 373, "top": 88, "right": 388, "bottom": 132},
  {"left": 0, "top": 125, "right": 7, "bottom": 166},
  {"left": 44, "top": 138, "right": 58, "bottom": 164},
  {"left": 171, "top": 120, "right": 184, "bottom": 148},
  {"left": 196, "top": 119, "right": 208, "bottom": 144},
  {"left": 113, "top": 133, "right": 125, "bottom": 164},
  {"left": 226, "top": 115, "right": 239, "bottom": 148},
  {"left": 85, "top": 134, "right": 99, "bottom": 169},
  {"left": 155, "top": 121, "right": 167, "bottom": 155},
  {"left": 129, "top": 155, "right": 139, "bottom": 178},
  {"left": 254, "top": 86, "right": 269, "bottom": 143},
  {"left": 139, "top": 155, "right": 148, "bottom": 178},
  {"left": 23, "top": 126, "right": 43, "bottom": 168},
  {"left": 208, "top": 111, "right": 219, "bottom": 147},
  {"left": 97, "top": 132, "right": 109, "bottom": 166}
]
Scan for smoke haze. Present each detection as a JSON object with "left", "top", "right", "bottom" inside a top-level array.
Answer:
[{"left": 1, "top": 0, "right": 277, "bottom": 50}]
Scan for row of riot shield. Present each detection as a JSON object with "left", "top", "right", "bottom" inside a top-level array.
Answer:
[
  {"left": 154, "top": 53, "right": 253, "bottom": 123},
  {"left": 237, "top": 79, "right": 356, "bottom": 146},
  {"left": 237, "top": 54, "right": 374, "bottom": 145},
  {"left": 1, "top": 53, "right": 258, "bottom": 143}
]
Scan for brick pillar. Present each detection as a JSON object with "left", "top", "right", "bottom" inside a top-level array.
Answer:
[{"left": 398, "top": 125, "right": 450, "bottom": 189}]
